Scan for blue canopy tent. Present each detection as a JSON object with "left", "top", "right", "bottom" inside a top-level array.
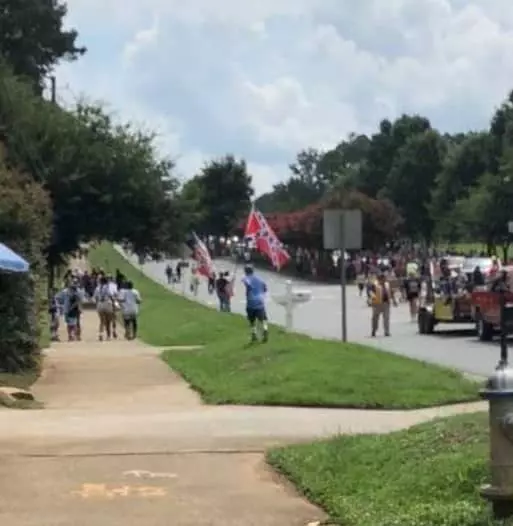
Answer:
[{"left": 0, "top": 243, "right": 29, "bottom": 273}]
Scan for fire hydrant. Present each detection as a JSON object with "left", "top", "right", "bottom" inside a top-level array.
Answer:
[{"left": 480, "top": 365, "right": 513, "bottom": 519}]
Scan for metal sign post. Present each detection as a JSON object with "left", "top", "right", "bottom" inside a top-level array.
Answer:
[
  {"left": 323, "top": 209, "right": 362, "bottom": 342},
  {"left": 339, "top": 213, "right": 347, "bottom": 341}
]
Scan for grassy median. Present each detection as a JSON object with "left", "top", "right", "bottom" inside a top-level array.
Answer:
[
  {"left": 89, "top": 243, "right": 480, "bottom": 409},
  {"left": 268, "top": 412, "right": 500, "bottom": 526}
]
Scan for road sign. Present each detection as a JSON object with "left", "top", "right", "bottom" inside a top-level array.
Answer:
[
  {"left": 322, "top": 209, "right": 362, "bottom": 250},
  {"left": 322, "top": 209, "right": 363, "bottom": 342}
]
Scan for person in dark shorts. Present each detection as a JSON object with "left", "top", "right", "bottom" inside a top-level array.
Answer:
[
  {"left": 403, "top": 271, "right": 421, "bottom": 321},
  {"left": 242, "top": 265, "right": 268, "bottom": 342}
]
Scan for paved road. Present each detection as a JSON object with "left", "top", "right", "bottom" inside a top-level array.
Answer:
[{"left": 127, "top": 250, "right": 503, "bottom": 377}]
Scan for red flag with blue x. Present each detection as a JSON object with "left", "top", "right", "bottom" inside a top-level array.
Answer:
[{"left": 244, "top": 207, "right": 290, "bottom": 270}]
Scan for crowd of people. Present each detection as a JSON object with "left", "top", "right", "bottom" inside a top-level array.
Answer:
[{"left": 49, "top": 266, "right": 142, "bottom": 343}]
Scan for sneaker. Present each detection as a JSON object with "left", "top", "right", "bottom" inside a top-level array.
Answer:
[
  {"left": 250, "top": 333, "right": 258, "bottom": 343},
  {"left": 262, "top": 329, "right": 269, "bottom": 342}
]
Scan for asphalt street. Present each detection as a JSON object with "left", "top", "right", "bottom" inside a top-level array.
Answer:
[{"left": 126, "top": 249, "right": 503, "bottom": 377}]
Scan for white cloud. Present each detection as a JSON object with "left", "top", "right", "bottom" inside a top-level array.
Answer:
[
  {"left": 122, "top": 18, "right": 159, "bottom": 66},
  {"left": 57, "top": 0, "right": 513, "bottom": 195}
]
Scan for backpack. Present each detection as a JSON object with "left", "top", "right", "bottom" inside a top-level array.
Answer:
[{"left": 97, "top": 286, "right": 113, "bottom": 313}]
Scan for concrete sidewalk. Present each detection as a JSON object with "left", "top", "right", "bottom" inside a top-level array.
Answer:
[{"left": 0, "top": 305, "right": 485, "bottom": 526}]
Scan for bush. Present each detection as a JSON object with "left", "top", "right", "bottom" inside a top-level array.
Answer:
[{"left": 0, "top": 157, "right": 51, "bottom": 371}]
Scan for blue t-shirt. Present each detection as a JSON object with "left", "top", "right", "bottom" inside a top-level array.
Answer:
[{"left": 242, "top": 275, "right": 267, "bottom": 310}]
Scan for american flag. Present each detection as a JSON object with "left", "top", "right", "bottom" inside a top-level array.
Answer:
[
  {"left": 185, "top": 232, "right": 215, "bottom": 278},
  {"left": 244, "top": 207, "right": 290, "bottom": 270}
]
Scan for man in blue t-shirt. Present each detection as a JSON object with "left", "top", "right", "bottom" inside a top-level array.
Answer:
[{"left": 242, "top": 264, "right": 269, "bottom": 342}]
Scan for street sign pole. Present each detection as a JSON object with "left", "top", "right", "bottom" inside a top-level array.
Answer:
[
  {"left": 323, "top": 209, "right": 362, "bottom": 343},
  {"left": 340, "top": 213, "right": 347, "bottom": 342}
]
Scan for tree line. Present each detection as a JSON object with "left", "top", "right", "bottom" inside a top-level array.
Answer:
[
  {"left": 253, "top": 99, "right": 513, "bottom": 256},
  {"left": 179, "top": 97, "right": 513, "bottom": 257}
]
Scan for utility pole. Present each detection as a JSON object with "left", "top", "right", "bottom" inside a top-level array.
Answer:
[
  {"left": 50, "top": 75, "right": 56, "bottom": 104},
  {"left": 48, "top": 74, "right": 57, "bottom": 295}
]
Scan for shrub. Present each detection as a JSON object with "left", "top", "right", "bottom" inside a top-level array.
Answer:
[{"left": 0, "top": 155, "right": 51, "bottom": 371}]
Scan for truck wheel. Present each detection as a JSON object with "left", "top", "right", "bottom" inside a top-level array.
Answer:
[
  {"left": 477, "top": 317, "right": 493, "bottom": 341},
  {"left": 418, "top": 310, "right": 426, "bottom": 334},
  {"left": 418, "top": 310, "right": 435, "bottom": 334},
  {"left": 425, "top": 313, "right": 435, "bottom": 334}
]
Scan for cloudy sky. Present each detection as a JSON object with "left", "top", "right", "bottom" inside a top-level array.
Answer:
[{"left": 56, "top": 0, "right": 513, "bottom": 195}]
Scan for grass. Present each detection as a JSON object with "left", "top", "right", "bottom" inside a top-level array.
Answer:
[
  {"left": 267, "top": 412, "right": 505, "bottom": 526},
  {"left": 89, "top": 242, "right": 480, "bottom": 409}
]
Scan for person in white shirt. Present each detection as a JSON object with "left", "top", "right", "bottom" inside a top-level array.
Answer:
[
  {"left": 106, "top": 275, "right": 120, "bottom": 338},
  {"left": 118, "top": 281, "right": 141, "bottom": 339}
]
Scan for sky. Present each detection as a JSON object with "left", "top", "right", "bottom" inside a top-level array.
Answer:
[{"left": 56, "top": 0, "right": 513, "bottom": 195}]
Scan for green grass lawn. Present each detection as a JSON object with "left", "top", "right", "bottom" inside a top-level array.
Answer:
[
  {"left": 89, "top": 243, "right": 480, "bottom": 409},
  {"left": 267, "top": 412, "right": 503, "bottom": 526}
]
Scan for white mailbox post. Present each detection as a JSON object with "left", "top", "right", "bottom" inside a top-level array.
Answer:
[{"left": 272, "top": 280, "right": 312, "bottom": 331}]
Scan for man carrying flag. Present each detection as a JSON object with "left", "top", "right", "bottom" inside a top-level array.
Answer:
[{"left": 240, "top": 206, "right": 289, "bottom": 342}]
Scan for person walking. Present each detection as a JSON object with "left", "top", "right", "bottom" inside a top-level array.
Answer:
[
  {"left": 94, "top": 276, "right": 116, "bottom": 341},
  {"left": 369, "top": 272, "right": 396, "bottom": 337},
  {"left": 165, "top": 264, "right": 173, "bottom": 285},
  {"left": 403, "top": 271, "right": 421, "bottom": 321},
  {"left": 216, "top": 271, "right": 231, "bottom": 312},
  {"left": 242, "top": 264, "right": 269, "bottom": 342},
  {"left": 118, "top": 281, "right": 141, "bottom": 339}
]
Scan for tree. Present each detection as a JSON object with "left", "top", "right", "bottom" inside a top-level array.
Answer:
[
  {"left": 430, "top": 132, "right": 493, "bottom": 241},
  {"left": 191, "top": 155, "right": 253, "bottom": 236},
  {"left": 0, "top": 64, "right": 185, "bottom": 268},
  {"left": 255, "top": 148, "right": 330, "bottom": 213},
  {"left": 0, "top": 153, "right": 51, "bottom": 372},
  {"left": 357, "top": 115, "right": 431, "bottom": 196},
  {"left": 385, "top": 130, "right": 446, "bottom": 242},
  {"left": 0, "top": 0, "right": 85, "bottom": 90},
  {"left": 455, "top": 118, "right": 513, "bottom": 258},
  {"left": 322, "top": 133, "right": 371, "bottom": 189},
  {"left": 265, "top": 190, "right": 402, "bottom": 250}
]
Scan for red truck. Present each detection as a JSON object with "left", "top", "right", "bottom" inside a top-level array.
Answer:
[{"left": 471, "top": 267, "right": 513, "bottom": 341}]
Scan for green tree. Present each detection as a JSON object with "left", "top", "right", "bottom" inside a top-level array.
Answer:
[
  {"left": 317, "top": 133, "right": 371, "bottom": 190},
  {"left": 358, "top": 115, "right": 431, "bottom": 196},
  {"left": 455, "top": 117, "right": 513, "bottom": 258},
  {"left": 0, "top": 0, "right": 85, "bottom": 90},
  {"left": 430, "top": 132, "right": 493, "bottom": 241},
  {"left": 0, "top": 155, "right": 51, "bottom": 372},
  {"left": 255, "top": 148, "right": 328, "bottom": 213},
  {"left": 192, "top": 155, "right": 253, "bottom": 236},
  {"left": 385, "top": 129, "right": 446, "bottom": 242},
  {"left": 0, "top": 65, "right": 184, "bottom": 267}
]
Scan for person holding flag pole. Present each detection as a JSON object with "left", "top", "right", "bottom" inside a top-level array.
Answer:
[
  {"left": 184, "top": 232, "right": 215, "bottom": 294},
  {"left": 241, "top": 205, "right": 290, "bottom": 342}
]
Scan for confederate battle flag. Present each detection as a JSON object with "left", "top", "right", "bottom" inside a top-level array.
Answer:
[
  {"left": 185, "top": 231, "right": 215, "bottom": 278},
  {"left": 244, "top": 206, "right": 290, "bottom": 270}
]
